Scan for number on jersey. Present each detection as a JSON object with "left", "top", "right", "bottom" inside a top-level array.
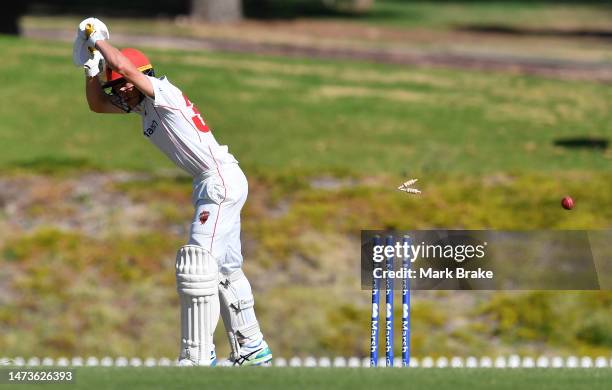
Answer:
[{"left": 183, "top": 94, "right": 209, "bottom": 132}]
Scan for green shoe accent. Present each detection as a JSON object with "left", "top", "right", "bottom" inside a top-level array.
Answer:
[{"left": 236, "top": 346, "right": 273, "bottom": 366}]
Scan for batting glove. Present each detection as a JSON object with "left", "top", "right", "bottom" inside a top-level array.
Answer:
[
  {"left": 78, "top": 17, "right": 110, "bottom": 48},
  {"left": 84, "top": 50, "right": 104, "bottom": 78}
]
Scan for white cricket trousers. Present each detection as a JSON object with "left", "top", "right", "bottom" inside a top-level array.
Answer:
[{"left": 188, "top": 163, "right": 247, "bottom": 275}]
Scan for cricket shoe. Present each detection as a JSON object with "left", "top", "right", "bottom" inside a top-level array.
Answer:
[
  {"left": 177, "top": 348, "right": 217, "bottom": 367},
  {"left": 223, "top": 340, "right": 273, "bottom": 367}
]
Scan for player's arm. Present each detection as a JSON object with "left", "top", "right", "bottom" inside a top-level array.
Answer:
[
  {"left": 94, "top": 40, "right": 154, "bottom": 98},
  {"left": 77, "top": 20, "right": 124, "bottom": 114},
  {"left": 85, "top": 74, "right": 125, "bottom": 114}
]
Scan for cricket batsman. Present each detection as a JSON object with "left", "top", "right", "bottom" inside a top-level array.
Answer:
[{"left": 73, "top": 17, "right": 272, "bottom": 367}]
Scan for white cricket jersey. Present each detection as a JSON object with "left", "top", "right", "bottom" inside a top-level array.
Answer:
[{"left": 137, "top": 76, "right": 238, "bottom": 177}]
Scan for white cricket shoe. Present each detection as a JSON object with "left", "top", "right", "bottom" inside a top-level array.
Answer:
[
  {"left": 177, "top": 348, "right": 217, "bottom": 367},
  {"left": 222, "top": 340, "right": 273, "bottom": 367}
]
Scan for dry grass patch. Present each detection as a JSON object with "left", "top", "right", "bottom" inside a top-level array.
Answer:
[
  {"left": 314, "top": 85, "right": 430, "bottom": 103},
  {"left": 241, "top": 77, "right": 290, "bottom": 89}
]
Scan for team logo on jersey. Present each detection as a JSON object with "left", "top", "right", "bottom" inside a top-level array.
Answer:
[
  {"left": 144, "top": 120, "right": 158, "bottom": 137},
  {"left": 199, "top": 210, "right": 210, "bottom": 224}
]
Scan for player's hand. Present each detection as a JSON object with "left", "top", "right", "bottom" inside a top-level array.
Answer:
[
  {"left": 78, "top": 17, "right": 110, "bottom": 48},
  {"left": 73, "top": 17, "right": 110, "bottom": 66},
  {"left": 83, "top": 50, "right": 104, "bottom": 78}
]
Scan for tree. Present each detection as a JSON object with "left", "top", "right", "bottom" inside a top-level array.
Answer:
[
  {"left": 190, "top": 0, "right": 243, "bottom": 23},
  {"left": 0, "top": 2, "right": 25, "bottom": 35}
]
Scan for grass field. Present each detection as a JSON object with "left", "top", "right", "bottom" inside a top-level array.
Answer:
[
  {"left": 359, "top": 0, "right": 612, "bottom": 30},
  {"left": 12, "top": 368, "right": 612, "bottom": 390},
  {"left": 1, "top": 21, "right": 611, "bottom": 361},
  {"left": 1, "top": 36, "right": 611, "bottom": 174}
]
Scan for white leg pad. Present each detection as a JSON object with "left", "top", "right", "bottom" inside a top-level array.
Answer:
[
  {"left": 219, "top": 269, "right": 263, "bottom": 359},
  {"left": 176, "top": 245, "right": 219, "bottom": 366}
]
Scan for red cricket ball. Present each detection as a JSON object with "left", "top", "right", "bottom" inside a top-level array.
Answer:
[{"left": 561, "top": 196, "right": 574, "bottom": 210}]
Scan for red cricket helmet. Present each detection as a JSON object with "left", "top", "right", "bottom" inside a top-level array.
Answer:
[{"left": 102, "top": 48, "right": 154, "bottom": 88}]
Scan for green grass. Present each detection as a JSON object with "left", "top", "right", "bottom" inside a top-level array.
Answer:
[
  {"left": 1, "top": 30, "right": 611, "bottom": 361},
  {"left": 358, "top": 1, "right": 612, "bottom": 30},
  {"left": 0, "top": 36, "right": 610, "bottom": 174},
  {"left": 13, "top": 367, "right": 612, "bottom": 390}
]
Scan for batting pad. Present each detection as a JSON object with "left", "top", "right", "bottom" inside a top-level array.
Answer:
[
  {"left": 219, "top": 269, "right": 263, "bottom": 359},
  {"left": 175, "top": 245, "right": 219, "bottom": 366}
]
